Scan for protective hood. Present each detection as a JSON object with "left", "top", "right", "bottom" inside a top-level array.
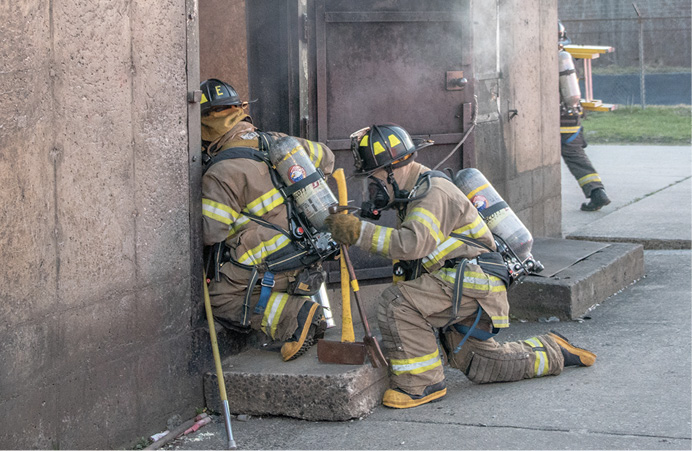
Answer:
[{"left": 201, "top": 107, "right": 251, "bottom": 143}]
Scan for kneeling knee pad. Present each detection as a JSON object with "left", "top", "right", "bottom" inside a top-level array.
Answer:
[{"left": 463, "top": 349, "right": 530, "bottom": 384}]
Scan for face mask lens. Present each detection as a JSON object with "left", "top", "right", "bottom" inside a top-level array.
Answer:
[{"left": 368, "top": 178, "right": 390, "bottom": 209}]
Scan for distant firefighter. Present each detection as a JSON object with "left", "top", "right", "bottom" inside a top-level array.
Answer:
[{"left": 559, "top": 20, "right": 611, "bottom": 211}]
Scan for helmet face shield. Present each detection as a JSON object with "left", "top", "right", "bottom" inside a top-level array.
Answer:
[{"left": 350, "top": 126, "right": 371, "bottom": 174}]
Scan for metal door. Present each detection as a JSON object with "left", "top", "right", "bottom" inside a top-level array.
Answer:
[
  {"left": 309, "top": 0, "right": 475, "bottom": 281},
  {"left": 247, "top": 0, "right": 475, "bottom": 282}
]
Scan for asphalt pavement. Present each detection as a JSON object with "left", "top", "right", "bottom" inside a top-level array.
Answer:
[{"left": 162, "top": 144, "right": 691, "bottom": 450}]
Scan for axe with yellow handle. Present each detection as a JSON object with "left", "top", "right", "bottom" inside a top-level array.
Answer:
[
  {"left": 316, "top": 168, "right": 387, "bottom": 368},
  {"left": 333, "top": 168, "right": 356, "bottom": 343}
]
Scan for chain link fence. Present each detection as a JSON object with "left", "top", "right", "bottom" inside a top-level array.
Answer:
[{"left": 559, "top": 0, "right": 691, "bottom": 107}]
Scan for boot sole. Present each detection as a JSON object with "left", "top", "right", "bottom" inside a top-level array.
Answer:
[
  {"left": 548, "top": 332, "right": 596, "bottom": 366},
  {"left": 581, "top": 199, "right": 611, "bottom": 211},
  {"left": 382, "top": 388, "right": 447, "bottom": 409},
  {"left": 282, "top": 303, "right": 320, "bottom": 361}
]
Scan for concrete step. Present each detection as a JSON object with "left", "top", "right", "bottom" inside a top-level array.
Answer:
[
  {"left": 203, "top": 325, "right": 389, "bottom": 421},
  {"left": 508, "top": 237, "right": 645, "bottom": 320}
]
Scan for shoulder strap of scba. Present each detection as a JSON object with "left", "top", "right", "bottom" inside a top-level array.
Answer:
[{"left": 203, "top": 145, "right": 269, "bottom": 175}]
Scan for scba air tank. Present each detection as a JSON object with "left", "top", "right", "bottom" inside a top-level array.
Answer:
[
  {"left": 558, "top": 50, "right": 581, "bottom": 109},
  {"left": 268, "top": 136, "right": 337, "bottom": 231},
  {"left": 453, "top": 168, "right": 534, "bottom": 263}
]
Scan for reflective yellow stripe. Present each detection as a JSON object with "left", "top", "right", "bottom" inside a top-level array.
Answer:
[
  {"left": 464, "top": 271, "right": 507, "bottom": 292},
  {"left": 560, "top": 126, "right": 581, "bottom": 134},
  {"left": 407, "top": 207, "right": 444, "bottom": 244},
  {"left": 422, "top": 237, "right": 463, "bottom": 269},
  {"left": 491, "top": 316, "right": 510, "bottom": 328},
  {"left": 453, "top": 216, "right": 489, "bottom": 239},
  {"left": 524, "top": 337, "right": 548, "bottom": 376},
  {"left": 434, "top": 268, "right": 507, "bottom": 294},
  {"left": 436, "top": 267, "right": 456, "bottom": 284},
  {"left": 578, "top": 173, "right": 602, "bottom": 187},
  {"left": 371, "top": 225, "right": 393, "bottom": 254},
  {"left": 305, "top": 140, "right": 324, "bottom": 168},
  {"left": 228, "top": 215, "right": 251, "bottom": 237},
  {"left": 202, "top": 198, "right": 239, "bottom": 226},
  {"left": 281, "top": 144, "right": 303, "bottom": 163},
  {"left": 238, "top": 234, "right": 291, "bottom": 266},
  {"left": 245, "top": 188, "right": 284, "bottom": 216},
  {"left": 261, "top": 293, "right": 289, "bottom": 339},
  {"left": 465, "top": 183, "right": 489, "bottom": 200},
  {"left": 390, "top": 349, "right": 442, "bottom": 376}
]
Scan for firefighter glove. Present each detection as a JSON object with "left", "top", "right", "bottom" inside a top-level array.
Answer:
[{"left": 325, "top": 214, "right": 361, "bottom": 245}]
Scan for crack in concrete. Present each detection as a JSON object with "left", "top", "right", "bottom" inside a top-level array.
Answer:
[
  {"left": 617, "top": 175, "right": 692, "bottom": 211},
  {"left": 373, "top": 417, "right": 692, "bottom": 441}
]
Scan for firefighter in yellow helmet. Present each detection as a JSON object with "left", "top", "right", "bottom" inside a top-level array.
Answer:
[
  {"left": 200, "top": 78, "right": 336, "bottom": 361},
  {"left": 559, "top": 20, "right": 611, "bottom": 211},
  {"left": 325, "top": 124, "right": 596, "bottom": 408}
]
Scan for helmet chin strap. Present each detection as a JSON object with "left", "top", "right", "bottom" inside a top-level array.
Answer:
[{"left": 381, "top": 167, "right": 412, "bottom": 220}]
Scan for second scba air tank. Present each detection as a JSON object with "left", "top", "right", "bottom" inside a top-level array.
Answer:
[{"left": 453, "top": 168, "right": 543, "bottom": 278}]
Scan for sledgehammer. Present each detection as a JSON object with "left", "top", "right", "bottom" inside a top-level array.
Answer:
[{"left": 316, "top": 169, "right": 387, "bottom": 368}]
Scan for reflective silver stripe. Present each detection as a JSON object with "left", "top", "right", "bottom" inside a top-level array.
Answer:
[
  {"left": 238, "top": 234, "right": 291, "bottom": 266},
  {"left": 371, "top": 225, "right": 392, "bottom": 254},
  {"left": 202, "top": 198, "right": 239, "bottom": 225},
  {"left": 453, "top": 216, "right": 489, "bottom": 239},
  {"left": 390, "top": 349, "right": 442, "bottom": 376},
  {"left": 246, "top": 189, "right": 284, "bottom": 216},
  {"left": 262, "top": 293, "right": 289, "bottom": 339},
  {"left": 407, "top": 207, "right": 443, "bottom": 244},
  {"left": 524, "top": 337, "right": 548, "bottom": 376},
  {"left": 422, "top": 237, "right": 462, "bottom": 269},
  {"left": 578, "top": 173, "right": 601, "bottom": 187}
]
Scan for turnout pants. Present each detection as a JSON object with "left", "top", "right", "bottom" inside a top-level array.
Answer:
[
  {"left": 377, "top": 273, "right": 564, "bottom": 395},
  {"left": 561, "top": 128, "right": 604, "bottom": 198},
  {"left": 208, "top": 261, "right": 312, "bottom": 341}
]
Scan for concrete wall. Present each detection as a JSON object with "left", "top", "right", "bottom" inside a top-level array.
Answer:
[
  {"left": 0, "top": 1, "right": 204, "bottom": 449},
  {"left": 472, "top": 0, "right": 562, "bottom": 238}
]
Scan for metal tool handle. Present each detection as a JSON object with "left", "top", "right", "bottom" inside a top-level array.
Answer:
[
  {"left": 340, "top": 244, "right": 388, "bottom": 368},
  {"left": 203, "top": 270, "right": 237, "bottom": 449}
]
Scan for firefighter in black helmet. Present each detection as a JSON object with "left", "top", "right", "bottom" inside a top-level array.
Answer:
[
  {"left": 200, "top": 78, "right": 337, "bottom": 362},
  {"left": 326, "top": 123, "right": 597, "bottom": 409},
  {"left": 558, "top": 21, "right": 611, "bottom": 211}
]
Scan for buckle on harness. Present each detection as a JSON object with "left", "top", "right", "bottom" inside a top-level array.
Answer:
[{"left": 261, "top": 276, "right": 275, "bottom": 288}]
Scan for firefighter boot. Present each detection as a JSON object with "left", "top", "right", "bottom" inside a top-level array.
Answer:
[
  {"left": 581, "top": 188, "right": 611, "bottom": 211},
  {"left": 281, "top": 302, "right": 326, "bottom": 361},
  {"left": 382, "top": 381, "right": 447, "bottom": 409},
  {"left": 549, "top": 331, "right": 596, "bottom": 367}
]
